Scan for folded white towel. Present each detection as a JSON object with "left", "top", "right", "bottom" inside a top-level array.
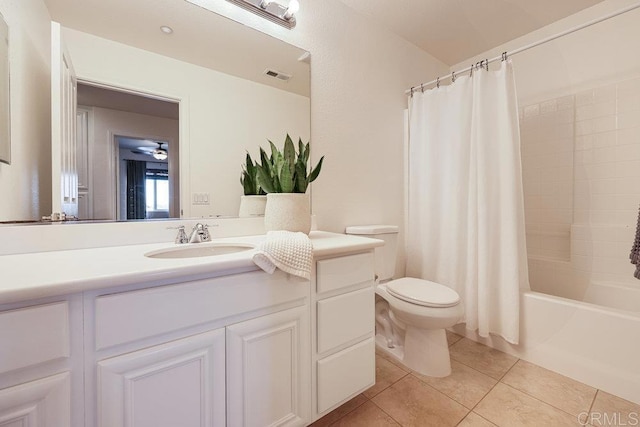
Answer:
[{"left": 253, "top": 231, "right": 313, "bottom": 280}]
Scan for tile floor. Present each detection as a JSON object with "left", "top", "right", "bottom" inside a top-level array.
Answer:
[{"left": 311, "top": 331, "right": 640, "bottom": 426}]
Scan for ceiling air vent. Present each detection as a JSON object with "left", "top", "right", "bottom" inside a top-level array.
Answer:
[{"left": 263, "top": 68, "right": 291, "bottom": 82}]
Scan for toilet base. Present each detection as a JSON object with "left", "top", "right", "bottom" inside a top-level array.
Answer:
[{"left": 375, "top": 328, "right": 452, "bottom": 378}]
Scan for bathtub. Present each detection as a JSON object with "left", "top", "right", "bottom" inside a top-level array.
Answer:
[{"left": 452, "top": 289, "right": 640, "bottom": 405}]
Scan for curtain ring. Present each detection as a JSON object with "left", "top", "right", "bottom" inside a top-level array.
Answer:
[
  {"left": 436, "top": 77, "right": 440, "bottom": 88},
  {"left": 410, "top": 87, "right": 414, "bottom": 97},
  {"left": 470, "top": 64, "right": 474, "bottom": 77},
  {"left": 451, "top": 71, "right": 456, "bottom": 83},
  {"left": 484, "top": 59, "right": 489, "bottom": 71},
  {"left": 502, "top": 51, "right": 508, "bottom": 62},
  {"left": 420, "top": 83, "right": 425, "bottom": 93}
]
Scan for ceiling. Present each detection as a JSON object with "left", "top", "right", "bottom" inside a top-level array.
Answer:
[
  {"left": 77, "top": 84, "right": 179, "bottom": 120},
  {"left": 44, "top": 0, "right": 310, "bottom": 97},
  {"left": 336, "top": 0, "right": 605, "bottom": 65}
]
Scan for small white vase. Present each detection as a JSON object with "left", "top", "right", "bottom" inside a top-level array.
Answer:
[
  {"left": 238, "top": 195, "right": 267, "bottom": 217},
  {"left": 264, "top": 193, "right": 311, "bottom": 234}
]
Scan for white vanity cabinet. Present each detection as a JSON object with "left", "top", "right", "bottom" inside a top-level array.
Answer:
[
  {"left": 0, "top": 296, "right": 83, "bottom": 427},
  {"left": 85, "top": 269, "right": 310, "bottom": 427},
  {"left": 312, "top": 251, "right": 376, "bottom": 419},
  {"left": 227, "top": 305, "right": 310, "bottom": 427}
]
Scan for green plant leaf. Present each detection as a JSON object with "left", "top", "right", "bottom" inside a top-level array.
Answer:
[
  {"left": 256, "top": 165, "right": 275, "bottom": 193},
  {"left": 308, "top": 156, "right": 324, "bottom": 183},
  {"left": 295, "top": 161, "right": 307, "bottom": 193}
]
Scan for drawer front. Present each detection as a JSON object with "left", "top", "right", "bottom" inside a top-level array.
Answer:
[
  {"left": 316, "top": 252, "right": 374, "bottom": 294},
  {"left": 95, "top": 270, "right": 308, "bottom": 350},
  {"left": 317, "top": 287, "right": 374, "bottom": 354},
  {"left": 0, "top": 302, "right": 70, "bottom": 374},
  {"left": 317, "top": 337, "right": 375, "bottom": 414}
]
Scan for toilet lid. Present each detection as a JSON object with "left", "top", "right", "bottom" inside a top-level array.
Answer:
[{"left": 386, "top": 278, "right": 460, "bottom": 308}]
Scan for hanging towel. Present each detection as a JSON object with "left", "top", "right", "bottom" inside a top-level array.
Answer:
[
  {"left": 253, "top": 231, "right": 313, "bottom": 280},
  {"left": 631, "top": 203, "right": 640, "bottom": 280}
]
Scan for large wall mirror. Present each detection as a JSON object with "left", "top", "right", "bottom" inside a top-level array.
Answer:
[
  {"left": 3, "top": 0, "right": 310, "bottom": 223},
  {"left": 0, "top": 12, "right": 9, "bottom": 165}
]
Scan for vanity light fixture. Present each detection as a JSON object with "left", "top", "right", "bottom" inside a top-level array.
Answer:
[{"left": 226, "top": 0, "right": 299, "bottom": 29}]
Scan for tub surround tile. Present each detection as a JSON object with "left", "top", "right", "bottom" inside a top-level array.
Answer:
[
  {"left": 501, "top": 359, "right": 597, "bottom": 417},
  {"left": 475, "top": 383, "right": 578, "bottom": 427},
  {"left": 449, "top": 338, "right": 518, "bottom": 380},
  {"left": 310, "top": 394, "right": 368, "bottom": 426},
  {"left": 413, "top": 359, "right": 498, "bottom": 409},
  {"left": 589, "top": 390, "right": 640, "bottom": 427},
  {"left": 458, "top": 412, "right": 498, "bottom": 427},
  {"left": 372, "top": 375, "right": 469, "bottom": 427},
  {"left": 363, "top": 355, "right": 409, "bottom": 399},
  {"left": 330, "top": 401, "right": 400, "bottom": 427}
]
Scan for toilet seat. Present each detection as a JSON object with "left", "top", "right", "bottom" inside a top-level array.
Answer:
[{"left": 386, "top": 278, "right": 460, "bottom": 308}]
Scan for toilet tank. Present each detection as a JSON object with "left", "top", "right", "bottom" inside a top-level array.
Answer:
[{"left": 345, "top": 225, "right": 399, "bottom": 282}]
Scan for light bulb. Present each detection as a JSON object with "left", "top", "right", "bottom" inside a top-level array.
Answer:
[
  {"left": 259, "top": 0, "right": 273, "bottom": 9},
  {"left": 284, "top": 0, "right": 299, "bottom": 20}
]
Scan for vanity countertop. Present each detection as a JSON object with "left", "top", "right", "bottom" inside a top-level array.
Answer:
[{"left": 0, "top": 231, "right": 383, "bottom": 305}]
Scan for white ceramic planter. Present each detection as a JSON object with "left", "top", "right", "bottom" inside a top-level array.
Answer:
[
  {"left": 264, "top": 193, "right": 311, "bottom": 234},
  {"left": 238, "top": 195, "right": 267, "bottom": 217}
]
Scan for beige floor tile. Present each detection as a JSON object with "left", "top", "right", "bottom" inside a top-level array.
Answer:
[
  {"left": 589, "top": 390, "right": 640, "bottom": 427},
  {"left": 372, "top": 375, "right": 469, "bottom": 427},
  {"left": 331, "top": 401, "right": 400, "bottom": 427},
  {"left": 446, "top": 330, "right": 463, "bottom": 346},
  {"left": 458, "top": 412, "right": 498, "bottom": 427},
  {"left": 475, "top": 383, "right": 579, "bottom": 427},
  {"left": 413, "top": 359, "right": 497, "bottom": 408},
  {"left": 363, "top": 355, "right": 409, "bottom": 398},
  {"left": 501, "top": 359, "right": 596, "bottom": 417},
  {"left": 310, "top": 394, "right": 368, "bottom": 427},
  {"left": 449, "top": 338, "right": 518, "bottom": 380},
  {"left": 375, "top": 347, "right": 410, "bottom": 372}
]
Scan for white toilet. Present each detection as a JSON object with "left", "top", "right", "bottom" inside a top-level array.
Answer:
[{"left": 345, "top": 225, "right": 464, "bottom": 377}]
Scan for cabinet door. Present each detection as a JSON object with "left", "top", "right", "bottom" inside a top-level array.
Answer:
[
  {"left": 0, "top": 373, "right": 70, "bottom": 426},
  {"left": 98, "top": 328, "right": 225, "bottom": 427},
  {"left": 227, "top": 306, "right": 310, "bottom": 427}
]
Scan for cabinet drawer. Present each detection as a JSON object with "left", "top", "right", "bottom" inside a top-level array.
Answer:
[
  {"left": 317, "top": 287, "right": 374, "bottom": 354},
  {"left": 0, "top": 302, "right": 70, "bottom": 374},
  {"left": 317, "top": 337, "right": 375, "bottom": 414},
  {"left": 316, "top": 252, "right": 374, "bottom": 294},
  {"left": 95, "top": 270, "right": 308, "bottom": 350}
]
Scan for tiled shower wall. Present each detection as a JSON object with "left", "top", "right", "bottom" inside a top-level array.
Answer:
[{"left": 520, "top": 76, "right": 640, "bottom": 296}]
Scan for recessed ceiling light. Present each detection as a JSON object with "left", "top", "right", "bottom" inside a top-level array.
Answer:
[{"left": 160, "top": 25, "right": 173, "bottom": 35}]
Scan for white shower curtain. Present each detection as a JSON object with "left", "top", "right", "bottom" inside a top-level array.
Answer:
[{"left": 406, "top": 60, "right": 529, "bottom": 344}]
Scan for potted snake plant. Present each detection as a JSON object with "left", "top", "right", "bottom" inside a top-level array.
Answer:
[
  {"left": 255, "top": 134, "right": 324, "bottom": 233},
  {"left": 239, "top": 153, "right": 267, "bottom": 217}
]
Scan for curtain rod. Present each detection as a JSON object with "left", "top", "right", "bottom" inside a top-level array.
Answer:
[{"left": 405, "top": 0, "right": 640, "bottom": 95}]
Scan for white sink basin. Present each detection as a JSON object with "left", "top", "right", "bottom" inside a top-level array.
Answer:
[{"left": 145, "top": 242, "right": 255, "bottom": 259}]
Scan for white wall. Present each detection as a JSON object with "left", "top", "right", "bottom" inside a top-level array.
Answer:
[
  {"left": 185, "top": 0, "right": 449, "bottom": 237},
  {"left": 87, "top": 106, "right": 179, "bottom": 220},
  {"left": 63, "top": 28, "right": 311, "bottom": 219},
  {"left": 0, "top": 0, "right": 51, "bottom": 221}
]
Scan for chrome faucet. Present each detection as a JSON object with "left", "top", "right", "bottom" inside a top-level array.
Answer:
[
  {"left": 188, "top": 223, "right": 213, "bottom": 243},
  {"left": 168, "top": 225, "right": 189, "bottom": 244}
]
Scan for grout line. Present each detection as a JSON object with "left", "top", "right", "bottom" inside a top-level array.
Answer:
[
  {"left": 322, "top": 395, "right": 369, "bottom": 427},
  {"left": 496, "top": 357, "right": 520, "bottom": 382},
  {"left": 498, "top": 361, "right": 601, "bottom": 420},
  {"left": 369, "top": 399, "right": 403, "bottom": 426},
  {"left": 587, "top": 390, "right": 599, "bottom": 417}
]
